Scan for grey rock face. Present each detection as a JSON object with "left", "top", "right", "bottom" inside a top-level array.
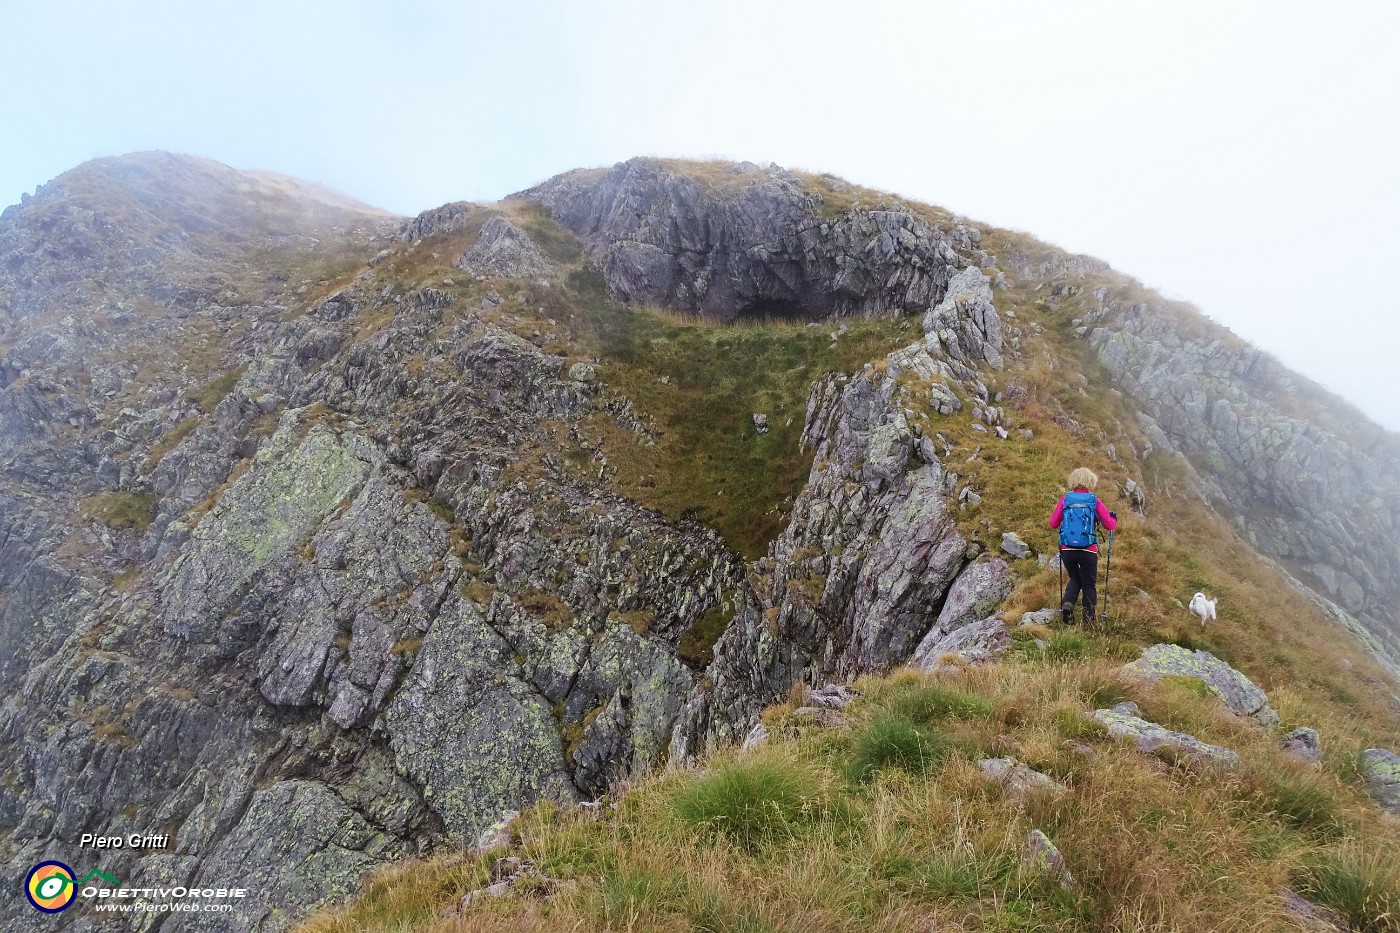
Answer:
[
  {"left": 182, "top": 780, "right": 406, "bottom": 932},
  {"left": 458, "top": 216, "right": 555, "bottom": 279},
  {"left": 1362, "top": 747, "right": 1400, "bottom": 813},
  {"left": 0, "top": 159, "right": 762, "bottom": 929},
  {"left": 386, "top": 596, "right": 579, "bottom": 841},
  {"left": 911, "top": 615, "right": 1010, "bottom": 671},
  {"left": 1123, "top": 644, "right": 1279, "bottom": 727},
  {"left": 1087, "top": 295, "right": 1400, "bottom": 669},
  {"left": 921, "top": 267, "right": 1005, "bottom": 373},
  {"left": 1090, "top": 709, "right": 1240, "bottom": 767},
  {"left": 518, "top": 158, "right": 966, "bottom": 321}
]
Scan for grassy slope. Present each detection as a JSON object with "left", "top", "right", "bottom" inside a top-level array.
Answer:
[{"left": 298, "top": 181, "right": 1400, "bottom": 932}]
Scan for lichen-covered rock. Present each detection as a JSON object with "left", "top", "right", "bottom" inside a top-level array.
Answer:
[
  {"left": 158, "top": 420, "right": 376, "bottom": 644},
  {"left": 473, "top": 810, "right": 520, "bottom": 855},
  {"left": 1023, "top": 829, "right": 1075, "bottom": 888},
  {"left": 1279, "top": 727, "right": 1324, "bottom": 764},
  {"left": 979, "top": 757, "right": 1068, "bottom": 801},
  {"left": 184, "top": 780, "right": 406, "bottom": 932},
  {"left": 1362, "top": 747, "right": 1400, "bottom": 813},
  {"left": 386, "top": 596, "right": 580, "bottom": 841},
  {"left": 1124, "top": 644, "right": 1279, "bottom": 727},
  {"left": 1090, "top": 709, "right": 1240, "bottom": 767}
]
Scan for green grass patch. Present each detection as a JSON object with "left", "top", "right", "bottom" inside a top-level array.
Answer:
[
  {"left": 82, "top": 491, "right": 158, "bottom": 533},
  {"left": 185, "top": 364, "right": 247, "bottom": 412},
  {"left": 672, "top": 758, "right": 827, "bottom": 852},
  {"left": 1238, "top": 764, "right": 1351, "bottom": 841},
  {"left": 677, "top": 602, "right": 735, "bottom": 667},
  {"left": 1294, "top": 845, "right": 1400, "bottom": 932},
  {"left": 846, "top": 713, "right": 953, "bottom": 783},
  {"left": 562, "top": 268, "right": 915, "bottom": 558},
  {"left": 876, "top": 680, "right": 997, "bottom": 724}
]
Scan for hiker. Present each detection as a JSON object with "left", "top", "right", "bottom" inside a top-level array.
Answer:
[{"left": 1049, "top": 467, "right": 1117, "bottom": 624}]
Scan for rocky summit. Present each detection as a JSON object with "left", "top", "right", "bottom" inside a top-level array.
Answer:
[{"left": 0, "top": 154, "right": 1397, "bottom": 931}]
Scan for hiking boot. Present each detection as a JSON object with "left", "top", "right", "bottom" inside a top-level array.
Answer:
[
  {"left": 1061, "top": 601, "right": 1075, "bottom": 625},
  {"left": 1082, "top": 603, "right": 1097, "bottom": 625}
]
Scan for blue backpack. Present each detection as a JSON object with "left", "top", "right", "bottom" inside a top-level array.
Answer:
[{"left": 1059, "top": 492, "right": 1098, "bottom": 549}]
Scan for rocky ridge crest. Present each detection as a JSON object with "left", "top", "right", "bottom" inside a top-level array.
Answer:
[{"left": 0, "top": 154, "right": 1395, "bottom": 931}]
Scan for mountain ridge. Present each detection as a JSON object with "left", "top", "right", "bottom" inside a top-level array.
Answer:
[{"left": 0, "top": 152, "right": 1395, "bottom": 931}]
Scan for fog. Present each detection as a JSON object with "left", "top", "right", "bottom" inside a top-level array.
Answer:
[{"left": 2, "top": 0, "right": 1396, "bottom": 429}]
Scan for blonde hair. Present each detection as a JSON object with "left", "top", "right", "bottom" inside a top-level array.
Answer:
[{"left": 1068, "top": 467, "right": 1098, "bottom": 490}]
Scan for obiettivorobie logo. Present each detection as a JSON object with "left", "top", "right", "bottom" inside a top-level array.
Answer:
[
  {"left": 24, "top": 860, "right": 247, "bottom": 916},
  {"left": 24, "top": 862, "right": 120, "bottom": 914}
]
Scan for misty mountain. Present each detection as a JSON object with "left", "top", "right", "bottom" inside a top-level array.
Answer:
[{"left": 0, "top": 154, "right": 1395, "bottom": 931}]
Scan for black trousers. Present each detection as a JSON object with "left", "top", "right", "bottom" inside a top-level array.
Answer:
[{"left": 1060, "top": 549, "right": 1099, "bottom": 610}]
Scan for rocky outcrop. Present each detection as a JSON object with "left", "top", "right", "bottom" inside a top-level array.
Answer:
[
  {"left": 517, "top": 158, "right": 966, "bottom": 320},
  {"left": 1123, "top": 644, "right": 1279, "bottom": 727},
  {"left": 4, "top": 151, "right": 1392, "bottom": 931},
  {"left": 457, "top": 216, "right": 554, "bottom": 280},
  {"left": 911, "top": 615, "right": 1011, "bottom": 671},
  {"left": 670, "top": 257, "right": 1014, "bottom": 755},
  {"left": 1083, "top": 291, "right": 1400, "bottom": 667}
]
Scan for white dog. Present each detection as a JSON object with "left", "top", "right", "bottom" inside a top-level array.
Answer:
[{"left": 1188, "top": 592, "right": 1217, "bottom": 626}]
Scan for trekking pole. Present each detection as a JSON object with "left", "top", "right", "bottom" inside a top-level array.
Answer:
[{"left": 1101, "top": 526, "right": 1115, "bottom": 621}]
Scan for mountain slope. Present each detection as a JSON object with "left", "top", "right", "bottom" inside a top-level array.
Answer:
[{"left": 0, "top": 154, "right": 1395, "bottom": 932}]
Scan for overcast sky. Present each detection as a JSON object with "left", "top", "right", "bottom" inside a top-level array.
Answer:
[{"left": 3, "top": 0, "right": 1397, "bottom": 430}]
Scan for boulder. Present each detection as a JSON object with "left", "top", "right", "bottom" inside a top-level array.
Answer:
[
  {"left": 914, "top": 556, "right": 1013, "bottom": 646},
  {"left": 473, "top": 809, "right": 520, "bottom": 855},
  {"left": 979, "top": 757, "right": 1068, "bottom": 802},
  {"left": 1278, "top": 727, "right": 1323, "bottom": 764},
  {"left": 911, "top": 615, "right": 1010, "bottom": 671},
  {"left": 1123, "top": 644, "right": 1279, "bottom": 727},
  {"left": 1362, "top": 747, "right": 1400, "bottom": 813},
  {"left": 806, "top": 684, "right": 860, "bottom": 709},
  {"left": 1090, "top": 709, "right": 1240, "bottom": 768},
  {"left": 739, "top": 721, "right": 769, "bottom": 753},
  {"left": 1000, "top": 532, "right": 1031, "bottom": 559},
  {"left": 1023, "top": 829, "right": 1075, "bottom": 889}
]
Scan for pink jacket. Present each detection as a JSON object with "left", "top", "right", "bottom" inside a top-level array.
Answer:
[{"left": 1049, "top": 487, "right": 1117, "bottom": 552}]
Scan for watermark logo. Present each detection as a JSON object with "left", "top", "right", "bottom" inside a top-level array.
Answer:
[
  {"left": 25, "top": 861, "right": 76, "bottom": 913},
  {"left": 24, "top": 864, "right": 122, "bottom": 914}
]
